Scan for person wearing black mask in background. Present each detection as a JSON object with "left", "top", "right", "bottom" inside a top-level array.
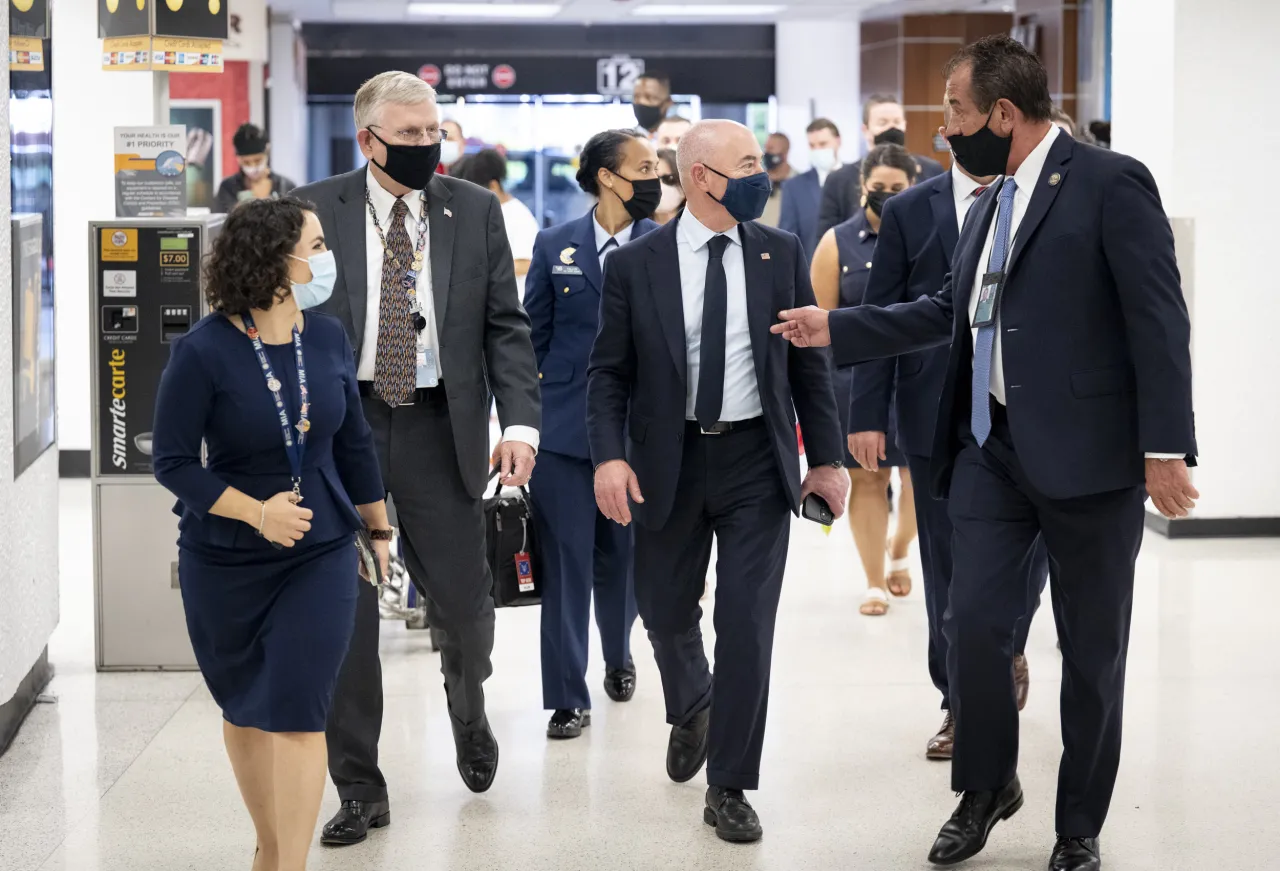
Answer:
[
  {"left": 632, "top": 71, "right": 677, "bottom": 134},
  {"left": 213, "top": 123, "right": 296, "bottom": 213},
  {"left": 817, "top": 95, "right": 945, "bottom": 237},
  {"left": 294, "top": 71, "right": 541, "bottom": 847},
  {"left": 809, "top": 144, "right": 919, "bottom": 617},
  {"left": 758, "top": 132, "right": 795, "bottom": 227},
  {"left": 523, "top": 130, "right": 662, "bottom": 741}
]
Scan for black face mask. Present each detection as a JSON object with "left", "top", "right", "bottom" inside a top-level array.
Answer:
[
  {"left": 762, "top": 152, "right": 784, "bottom": 171},
  {"left": 865, "top": 189, "right": 897, "bottom": 218},
  {"left": 613, "top": 176, "right": 662, "bottom": 222},
  {"left": 633, "top": 102, "right": 665, "bottom": 131},
  {"left": 367, "top": 128, "right": 441, "bottom": 191},
  {"left": 873, "top": 127, "right": 906, "bottom": 147},
  {"left": 946, "top": 108, "right": 1012, "bottom": 178}
]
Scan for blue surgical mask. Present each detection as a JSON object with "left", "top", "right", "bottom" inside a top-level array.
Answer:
[
  {"left": 704, "top": 166, "right": 773, "bottom": 223},
  {"left": 289, "top": 250, "right": 337, "bottom": 310}
]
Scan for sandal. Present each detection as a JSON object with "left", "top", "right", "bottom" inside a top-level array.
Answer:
[
  {"left": 860, "top": 586, "right": 890, "bottom": 616},
  {"left": 886, "top": 545, "right": 913, "bottom": 597}
]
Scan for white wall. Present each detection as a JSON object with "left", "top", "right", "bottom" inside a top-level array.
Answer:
[
  {"left": 1113, "top": 0, "right": 1280, "bottom": 519},
  {"left": 0, "top": 29, "right": 61, "bottom": 705},
  {"left": 51, "top": 3, "right": 159, "bottom": 453},
  {"left": 268, "top": 14, "right": 308, "bottom": 184},
  {"left": 775, "top": 20, "right": 861, "bottom": 171}
]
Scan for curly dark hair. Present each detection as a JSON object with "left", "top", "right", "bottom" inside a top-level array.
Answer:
[{"left": 204, "top": 196, "right": 314, "bottom": 314}]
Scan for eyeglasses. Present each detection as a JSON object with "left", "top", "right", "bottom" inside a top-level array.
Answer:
[
  {"left": 659, "top": 173, "right": 679, "bottom": 187},
  {"left": 368, "top": 125, "right": 449, "bottom": 146}
]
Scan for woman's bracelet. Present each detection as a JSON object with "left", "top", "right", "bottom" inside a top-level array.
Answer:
[{"left": 257, "top": 501, "right": 268, "bottom": 537}]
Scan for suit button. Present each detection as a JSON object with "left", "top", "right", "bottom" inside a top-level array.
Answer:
[
  {"left": 865, "top": 261, "right": 873, "bottom": 268},
  {"left": 562, "top": 287, "right": 570, "bottom": 294},
  {"left": 538, "top": 373, "right": 543, "bottom": 379},
  {"left": 676, "top": 432, "right": 683, "bottom": 443}
]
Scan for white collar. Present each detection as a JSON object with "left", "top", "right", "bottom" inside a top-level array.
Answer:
[
  {"left": 950, "top": 163, "right": 989, "bottom": 202},
  {"left": 365, "top": 165, "right": 425, "bottom": 224},
  {"left": 592, "top": 208, "right": 633, "bottom": 254},
  {"left": 678, "top": 206, "right": 742, "bottom": 252},
  {"left": 1006, "top": 123, "right": 1061, "bottom": 195}
]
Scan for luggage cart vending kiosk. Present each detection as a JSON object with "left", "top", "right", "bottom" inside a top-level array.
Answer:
[{"left": 91, "top": 216, "right": 223, "bottom": 670}]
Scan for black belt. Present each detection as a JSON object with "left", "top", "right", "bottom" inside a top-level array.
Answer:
[
  {"left": 357, "top": 381, "right": 446, "bottom": 405},
  {"left": 685, "top": 417, "right": 765, "bottom": 436}
]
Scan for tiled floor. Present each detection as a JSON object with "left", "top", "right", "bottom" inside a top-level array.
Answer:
[{"left": 2, "top": 479, "right": 1278, "bottom": 870}]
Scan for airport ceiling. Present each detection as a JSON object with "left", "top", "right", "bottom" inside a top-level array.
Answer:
[{"left": 272, "top": 0, "right": 1012, "bottom": 25}]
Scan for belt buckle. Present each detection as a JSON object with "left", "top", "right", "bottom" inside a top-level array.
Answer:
[{"left": 700, "top": 424, "right": 723, "bottom": 436}]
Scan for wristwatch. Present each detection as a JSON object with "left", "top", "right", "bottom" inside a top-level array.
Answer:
[
  {"left": 367, "top": 527, "right": 395, "bottom": 542},
  {"left": 817, "top": 461, "right": 846, "bottom": 470}
]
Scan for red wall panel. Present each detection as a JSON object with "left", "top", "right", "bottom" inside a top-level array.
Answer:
[{"left": 170, "top": 60, "right": 251, "bottom": 179}]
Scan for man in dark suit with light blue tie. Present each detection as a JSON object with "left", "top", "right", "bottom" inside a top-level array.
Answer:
[
  {"left": 588, "top": 119, "right": 848, "bottom": 844},
  {"left": 774, "top": 36, "right": 1198, "bottom": 871},
  {"left": 850, "top": 141, "right": 1048, "bottom": 760}
]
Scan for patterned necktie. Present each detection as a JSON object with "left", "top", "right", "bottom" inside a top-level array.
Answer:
[
  {"left": 695, "top": 234, "right": 732, "bottom": 430},
  {"left": 374, "top": 197, "right": 417, "bottom": 406},
  {"left": 970, "top": 178, "right": 1018, "bottom": 446}
]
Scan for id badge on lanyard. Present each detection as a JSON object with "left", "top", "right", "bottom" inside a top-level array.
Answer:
[
  {"left": 241, "top": 312, "right": 309, "bottom": 503},
  {"left": 972, "top": 271, "right": 1004, "bottom": 328}
]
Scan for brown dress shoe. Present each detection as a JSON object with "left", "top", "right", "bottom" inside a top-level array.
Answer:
[
  {"left": 927, "top": 711, "right": 955, "bottom": 760},
  {"left": 1014, "top": 654, "right": 1030, "bottom": 712}
]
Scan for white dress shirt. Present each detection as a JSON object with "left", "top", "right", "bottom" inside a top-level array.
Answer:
[
  {"left": 677, "top": 210, "right": 763, "bottom": 422},
  {"left": 950, "top": 162, "right": 989, "bottom": 234},
  {"left": 593, "top": 208, "right": 626, "bottom": 266},
  {"left": 966, "top": 124, "right": 1061, "bottom": 406},
  {"left": 359, "top": 167, "right": 442, "bottom": 384},
  {"left": 361, "top": 168, "right": 539, "bottom": 450}
]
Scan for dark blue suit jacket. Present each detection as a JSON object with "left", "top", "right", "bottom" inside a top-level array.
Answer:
[
  {"left": 830, "top": 133, "right": 1196, "bottom": 501},
  {"left": 587, "top": 216, "right": 844, "bottom": 530},
  {"left": 524, "top": 210, "right": 659, "bottom": 459},
  {"left": 778, "top": 168, "right": 823, "bottom": 262},
  {"left": 849, "top": 170, "right": 962, "bottom": 457}
]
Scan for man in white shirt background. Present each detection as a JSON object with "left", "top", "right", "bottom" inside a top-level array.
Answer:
[
  {"left": 455, "top": 148, "right": 541, "bottom": 301},
  {"left": 296, "top": 71, "right": 542, "bottom": 847},
  {"left": 587, "top": 119, "right": 848, "bottom": 844}
]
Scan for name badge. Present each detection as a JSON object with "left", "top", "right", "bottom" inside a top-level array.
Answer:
[
  {"left": 972, "top": 271, "right": 1004, "bottom": 328},
  {"left": 551, "top": 264, "right": 584, "bottom": 275},
  {"left": 416, "top": 347, "right": 439, "bottom": 388}
]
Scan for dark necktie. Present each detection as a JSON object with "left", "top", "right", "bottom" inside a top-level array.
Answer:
[
  {"left": 374, "top": 197, "right": 417, "bottom": 406},
  {"left": 695, "top": 234, "right": 732, "bottom": 430},
  {"left": 598, "top": 237, "right": 618, "bottom": 265}
]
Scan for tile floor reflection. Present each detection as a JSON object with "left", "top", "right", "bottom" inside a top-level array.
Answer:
[{"left": 1, "top": 480, "right": 1277, "bottom": 869}]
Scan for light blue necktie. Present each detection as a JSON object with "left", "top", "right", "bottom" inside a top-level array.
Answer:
[{"left": 970, "top": 178, "right": 1018, "bottom": 447}]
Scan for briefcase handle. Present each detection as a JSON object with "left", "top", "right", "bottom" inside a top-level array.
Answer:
[{"left": 487, "top": 467, "right": 531, "bottom": 500}]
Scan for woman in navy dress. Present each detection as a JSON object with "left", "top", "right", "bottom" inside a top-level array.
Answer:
[
  {"left": 810, "top": 144, "right": 919, "bottom": 616},
  {"left": 523, "top": 130, "right": 660, "bottom": 739},
  {"left": 153, "top": 197, "right": 390, "bottom": 871}
]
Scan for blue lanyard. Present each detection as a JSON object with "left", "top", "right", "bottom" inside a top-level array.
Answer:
[{"left": 241, "top": 312, "right": 310, "bottom": 501}]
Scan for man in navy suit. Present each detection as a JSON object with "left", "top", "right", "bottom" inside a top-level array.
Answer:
[
  {"left": 779, "top": 117, "right": 844, "bottom": 261},
  {"left": 849, "top": 142, "right": 1048, "bottom": 760},
  {"left": 588, "top": 119, "right": 848, "bottom": 843},
  {"left": 774, "top": 36, "right": 1198, "bottom": 871}
]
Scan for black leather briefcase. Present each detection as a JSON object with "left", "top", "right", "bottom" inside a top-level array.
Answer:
[{"left": 483, "top": 471, "right": 542, "bottom": 608}]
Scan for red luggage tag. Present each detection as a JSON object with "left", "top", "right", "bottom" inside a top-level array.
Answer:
[{"left": 514, "top": 552, "right": 535, "bottom": 593}]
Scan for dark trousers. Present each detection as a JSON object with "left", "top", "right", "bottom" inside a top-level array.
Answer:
[
  {"left": 326, "top": 389, "right": 496, "bottom": 804},
  {"left": 530, "top": 449, "right": 637, "bottom": 711},
  {"left": 906, "top": 452, "right": 1049, "bottom": 711},
  {"left": 634, "top": 422, "right": 791, "bottom": 792},
  {"left": 946, "top": 408, "right": 1144, "bottom": 837}
]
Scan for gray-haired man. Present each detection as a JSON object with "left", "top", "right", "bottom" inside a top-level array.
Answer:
[{"left": 294, "top": 71, "right": 541, "bottom": 845}]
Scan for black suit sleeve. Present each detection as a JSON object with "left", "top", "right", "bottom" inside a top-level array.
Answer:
[
  {"left": 1101, "top": 159, "right": 1196, "bottom": 456},
  {"left": 816, "top": 169, "right": 849, "bottom": 239},
  {"left": 213, "top": 178, "right": 238, "bottom": 214},
  {"left": 586, "top": 253, "right": 635, "bottom": 467},
  {"left": 848, "top": 199, "right": 907, "bottom": 434},
  {"left": 482, "top": 193, "right": 541, "bottom": 431},
  {"left": 523, "top": 231, "right": 554, "bottom": 369},
  {"left": 786, "top": 234, "right": 844, "bottom": 466},
  {"left": 829, "top": 272, "right": 955, "bottom": 369}
]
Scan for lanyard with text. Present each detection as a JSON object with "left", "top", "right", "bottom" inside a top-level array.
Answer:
[
  {"left": 241, "top": 312, "right": 310, "bottom": 503},
  {"left": 366, "top": 188, "right": 430, "bottom": 327}
]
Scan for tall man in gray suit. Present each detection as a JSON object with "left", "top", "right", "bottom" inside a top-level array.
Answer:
[{"left": 295, "top": 71, "right": 542, "bottom": 846}]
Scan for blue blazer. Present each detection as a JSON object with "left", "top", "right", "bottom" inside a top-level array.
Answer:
[
  {"left": 587, "top": 216, "right": 844, "bottom": 530},
  {"left": 153, "top": 312, "right": 385, "bottom": 551},
  {"left": 778, "top": 168, "right": 823, "bottom": 262},
  {"left": 849, "top": 170, "right": 962, "bottom": 457},
  {"left": 524, "top": 210, "right": 659, "bottom": 459},
  {"left": 830, "top": 134, "right": 1197, "bottom": 501}
]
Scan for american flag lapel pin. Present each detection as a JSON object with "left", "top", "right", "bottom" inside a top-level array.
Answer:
[
  {"left": 761, "top": 252, "right": 771, "bottom": 260},
  {"left": 443, "top": 207, "right": 453, "bottom": 218}
]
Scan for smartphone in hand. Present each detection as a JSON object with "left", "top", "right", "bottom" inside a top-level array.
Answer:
[{"left": 801, "top": 493, "right": 835, "bottom": 525}]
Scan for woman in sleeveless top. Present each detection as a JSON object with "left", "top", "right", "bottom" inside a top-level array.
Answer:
[{"left": 809, "top": 144, "right": 920, "bottom": 616}]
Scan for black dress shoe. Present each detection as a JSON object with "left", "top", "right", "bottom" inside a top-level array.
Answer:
[
  {"left": 451, "top": 716, "right": 499, "bottom": 793},
  {"left": 666, "top": 706, "right": 711, "bottom": 783},
  {"left": 547, "top": 708, "right": 591, "bottom": 739},
  {"left": 320, "top": 800, "right": 390, "bottom": 846},
  {"left": 1049, "top": 836, "right": 1101, "bottom": 871},
  {"left": 927, "top": 776, "right": 1024, "bottom": 865},
  {"left": 604, "top": 667, "right": 637, "bottom": 702},
  {"left": 703, "top": 786, "right": 763, "bottom": 843}
]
